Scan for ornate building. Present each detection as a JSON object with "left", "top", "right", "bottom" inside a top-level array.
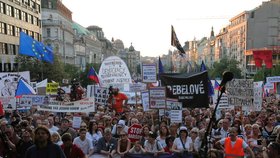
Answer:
[{"left": 41, "top": 0, "right": 74, "bottom": 64}]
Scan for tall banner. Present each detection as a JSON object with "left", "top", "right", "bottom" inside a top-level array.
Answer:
[
  {"left": 227, "top": 79, "right": 254, "bottom": 113},
  {"left": 98, "top": 56, "right": 132, "bottom": 89},
  {"left": 0, "top": 71, "right": 30, "bottom": 97},
  {"left": 254, "top": 81, "right": 263, "bottom": 111},
  {"left": 159, "top": 71, "right": 209, "bottom": 108}
]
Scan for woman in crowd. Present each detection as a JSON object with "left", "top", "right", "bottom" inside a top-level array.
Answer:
[
  {"left": 144, "top": 131, "right": 164, "bottom": 157},
  {"left": 172, "top": 126, "right": 193, "bottom": 156},
  {"left": 248, "top": 124, "right": 263, "bottom": 156},
  {"left": 51, "top": 131, "right": 63, "bottom": 145},
  {"left": 163, "top": 136, "right": 175, "bottom": 154},
  {"left": 129, "top": 141, "right": 146, "bottom": 154},
  {"left": 86, "top": 120, "right": 102, "bottom": 148},
  {"left": 116, "top": 131, "right": 131, "bottom": 157},
  {"left": 140, "top": 125, "right": 151, "bottom": 146},
  {"left": 156, "top": 125, "right": 170, "bottom": 148},
  {"left": 262, "top": 116, "right": 275, "bottom": 139}
]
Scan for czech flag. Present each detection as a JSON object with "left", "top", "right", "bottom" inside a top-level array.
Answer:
[
  {"left": 87, "top": 67, "right": 100, "bottom": 84},
  {"left": 15, "top": 78, "right": 36, "bottom": 98},
  {"left": 214, "top": 80, "right": 220, "bottom": 90}
]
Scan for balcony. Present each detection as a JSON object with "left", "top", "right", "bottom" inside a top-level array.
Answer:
[{"left": 42, "top": 20, "right": 62, "bottom": 26}]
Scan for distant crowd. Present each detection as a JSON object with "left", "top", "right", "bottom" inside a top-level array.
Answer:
[{"left": 0, "top": 88, "right": 280, "bottom": 158}]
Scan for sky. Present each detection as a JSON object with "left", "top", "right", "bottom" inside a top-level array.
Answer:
[{"left": 62, "top": 0, "right": 268, "bottom": 57}]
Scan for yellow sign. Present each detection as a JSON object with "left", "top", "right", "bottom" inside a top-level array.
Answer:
[{"left": 46, "top": 83, "right": 59, "bottom": 95}]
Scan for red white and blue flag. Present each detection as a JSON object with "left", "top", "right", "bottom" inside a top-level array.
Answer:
[
  {"left": 87, "top": 67, "right": 100, "bottom": 84},
  {"left": 15, "top": 78, "right": 36, "bottom": 98},
  {"left": 214, "top": 80, "right": 220, "bottom": 90}
]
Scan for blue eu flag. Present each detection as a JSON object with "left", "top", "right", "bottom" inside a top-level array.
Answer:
[{"left": 19, "top": 32, "right": 54, "bottom": 63}]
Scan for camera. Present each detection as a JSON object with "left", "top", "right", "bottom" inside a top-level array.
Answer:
[{"left": 257, "top": 139, "right": 262, "bottom": 145}]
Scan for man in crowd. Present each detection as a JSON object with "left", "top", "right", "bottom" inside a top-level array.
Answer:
[
  {"left": 215, "top": 127, "right": 255, "bottom": 158},
  {"left": 58, "top": 118, "right": 77, "bottom": 140},
  {"left": 24, "top": 126, "right": 65, "bottom": 158},
  {"left": 108, "top": 88, "right": 128, "bottom": 114},
  {"left": 95, "top": 128, "right": 117, "bottom": 157}
]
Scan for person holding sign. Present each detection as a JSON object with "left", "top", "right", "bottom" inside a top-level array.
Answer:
[{"left": 108, "top": 88, "right": 128, "bottom": 114}]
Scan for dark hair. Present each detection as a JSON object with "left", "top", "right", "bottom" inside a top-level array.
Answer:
[
  {"left": 34, "top": 126, "right": 51, "bottom": 144},
  {"left": 159, "top": 125, "right": 170, "bottom": 137},
  {"left": 61, "top": 133, "right": 72, "bottom": 142},
  {"left": 149, "top": 131, "right": 157, "bottom": 139},
  {"left": 88, "top": 121, "right": 98, "bottom": 135},
  {"left": 79, "top": 128, "right": 87, "bottom": 133},
  {"left": 165, "top": 136, "right": 175, "bottom": 145}
]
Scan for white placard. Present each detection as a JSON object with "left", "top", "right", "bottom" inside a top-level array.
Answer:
[
  {"left": 0, "top": 71, "right": 30, "bottom": 97},
  {"left": 141, "top": 91, "right": 150, "bottom": 111},
  {"left": 142, "top": 64, "right": 157, "bottom": 83},
  {"left": 254, "top": 81, "right": 263, "bottom": 111},
  {"left": 266, "top": 76, "right": 280, "bottom": 83},
  {"left": 72, "top": 116, "right": 82, "bottom": 129},
  {"left": 149, "top": 87, "right": 166, "bottom": 109},
  {"left": 166, "top": 99, "right": 182, "bottom": 123},
  {"left": 98, "top": 56, "right": 132, "bottom": 89},
  {"left": 0, "top": 97, "right": 16, "bottom": 110}
]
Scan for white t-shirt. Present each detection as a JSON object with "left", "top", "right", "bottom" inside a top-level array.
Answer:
[
  {"left": 156, "top": 136, "right": 167, "bottom": 148},
  {"left": 86, "top": 131, "right": 102, "bottom": 147},
  {"left": 173, "top": 137, "right": 193, "bottom": 151},
  {"left": 144, "top": 140, "right": 163, "bottom": 153},
  {"left": 73, "top": 137, "right": 93, "bottom": 155}
]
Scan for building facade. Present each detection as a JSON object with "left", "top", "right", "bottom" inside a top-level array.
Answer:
[
  {"left": 41, "top": 0, "right": 74, "bottom": 64},
  {"left": 0, "top": 0, "right": 41, "bottom": 72}
]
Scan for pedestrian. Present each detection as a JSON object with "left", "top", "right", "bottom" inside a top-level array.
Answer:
[
  {"left": 61, "top": 133, "right": 85, "bottom": 158},
  {"left": 215, "top": 127, "right": 255, "bottom": 158},
  {"left": 24, "top": 126, "right": 66, "bottom": 158}
]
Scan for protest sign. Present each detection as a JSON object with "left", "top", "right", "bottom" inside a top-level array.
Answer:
[
  {"left": 98, "top": 56, "right": 132, "bottom": 89},
  {"left": 0, "top": 97, "right": 16, "bottom": 110},
  {"left": 141, "top": 91, "right": 150, "bottom": 111},
  {"left": 123, "top": 92, "right": 142, "bottom": 104},
  {"left": 142, "top": 64, "right": 157, "bottom": 83},
  {"left": 37, "top": 97, "right": 95, "bottom": 112},
  {"left": 159, "top": 71, "right": 209, "bottom": 108},
  {"left": 46, "top": 83, "right": 59, "bottom": 95},
  {"left": 87, "top": 85, "right": 109, "bottom": 105},
  {"left": 128, "top": 124, "right": 143, "bottom": 143},
  {"left": 129, "top": 83, "right": 147, "bottom": 92},
  {"left": 0, "top": 71, "right": 30, "bottom": 97},
  {"left": 19, "top": 95, "right": 47, "bottom": 107},
  {"left": 72, "top": 116, "right": 82, "bottom": 129},
  {"left": 166, "top": 99, "right": 182, "bottom": 123},
  {"left": 266, "top": 76, "right": 280, "bottom": 83},
  {"left": 227, "top": 79, "right": 254, "bottom": 112},
  {"left": 149, "top": 87, "right": 166, "bottom": 109},
  {"left": 254, "top": 81, "right": 263, "bottom": 111}
]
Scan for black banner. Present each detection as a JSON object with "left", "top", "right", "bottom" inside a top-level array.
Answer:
[{"left": 159, "top": 71, "right": 209, "bottom": 108}]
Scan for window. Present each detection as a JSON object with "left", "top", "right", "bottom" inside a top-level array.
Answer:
[
  {"left": 46, "top": 28, "right": 51, "bottom": 37},
  {"left": 27, "top": 14, "right": 33, "bottom": 24},
  {"left": 0, "top": 43, "right": 7, "bottom": 54},
  {"left": 14, "top": 8, "right": 21, "bottom": 19},
  {"left": 15, "top": 27, "right": 20, "bottom": 36},
  {"left": 34, "top": 32, "right": 39, "bottom": 40},
  {"left": 0, "top": 22, "right": 6, "bottom": 34},
  {"left": 30, "top": 0, "right": 35, "bottom": 9},
  {"left": 7, "top": 24, "right": 14, "bottom": 36},
  {"left": 8, "top": 44, "right": 16, "bottom": 55},
  {"left": 6, "top": 5, "right": 13, "bottom": 17},
  {"left": 33, "top": 17, "right": 37, "bottom": 25},
  {"left": 48, "top": 1, "right": 52, "bottom": 9},
  {"left": 22, "top": 11, "right": 27, "bottom": 22},
  {"left": 0, "top": 2, "right": 5, "bottom": 14}
]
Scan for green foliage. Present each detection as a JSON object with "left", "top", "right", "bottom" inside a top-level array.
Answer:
[
  {"left": 16, "top": 54, "right": 67, "bottom": 83},
  {"left": 253, "top": 65, "right": 280, "bottom": 82},
  {"left": 209, "top": 58, "right": 242, "bottom": 79}
]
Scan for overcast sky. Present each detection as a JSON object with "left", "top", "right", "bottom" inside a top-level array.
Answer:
[{"left": 62, "top": 0, "right": 267, "bottom": 57}]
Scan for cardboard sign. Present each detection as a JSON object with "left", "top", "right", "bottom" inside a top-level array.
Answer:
[{"left": 128, "top": 124, "right": 143, "bottom": 143}]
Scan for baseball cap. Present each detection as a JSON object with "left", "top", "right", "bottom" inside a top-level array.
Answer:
[{"left": 117, "top": 120, "right": 125, "bottom": 127}]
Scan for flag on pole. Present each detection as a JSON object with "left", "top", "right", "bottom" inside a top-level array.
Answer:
[
  {"left": 214, "top": 80, "right": 220, "bottom": 90},
  {"left": 200, "top": 61, "right": 214, "bottom": 96},
  {"left": 19, "top": 32, "right": 54, "bottom": 63},
  {"left": 15, "top": 78, "right": 36, "bottom": 97},
  {"left": 171, "top": 25, "right": 185, "bottom": 55},
  {"left": 158, "top": 57, "right": 164, "bottom": 74},
  {"left": 87, "top": 67, "right": 100, "bottom": 84}
]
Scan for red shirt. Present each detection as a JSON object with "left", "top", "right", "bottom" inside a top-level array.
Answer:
[
  {"left": 61, "top": 144, "right": 85, "bottom": 158},
  {"left": 112, "top": 93, "right": 128, "bottom": 113}
]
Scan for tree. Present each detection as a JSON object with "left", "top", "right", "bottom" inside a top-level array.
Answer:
[
  {"left": 16, "top": 54, "right": 67, "bottom": 83},
  {"left": 209, "top": 58, "right": 242, "bottom": 79},
  {"left": 253, "top": 64, "right": 280, "bottom": 81}
]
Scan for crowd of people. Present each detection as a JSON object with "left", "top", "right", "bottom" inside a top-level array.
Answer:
[{"left": 0, "top": 87, "right": 280, "bottom": 158}]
